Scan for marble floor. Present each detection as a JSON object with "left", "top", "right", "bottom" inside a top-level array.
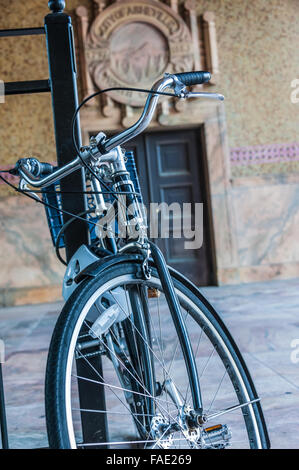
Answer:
[{"left": 1, "top": 278, "right": 299, "bottom": 449}]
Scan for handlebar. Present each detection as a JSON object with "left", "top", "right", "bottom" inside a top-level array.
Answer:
[
  {"left": 18, "top": 156, "right": 82, "bottom": 188},
  {"left": 101, "top": 74, "right": 174, "bottom": 153},
  {"left": 100, "top": 71, "right": 216, "bottom": 153},
  {"left": 173, "top": 71, "right": 211, "bottom": 87},
  {"left": 16, "top": 71, "right": 224, "bottom": 189}
]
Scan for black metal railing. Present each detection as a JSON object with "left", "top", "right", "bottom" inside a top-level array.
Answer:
[
  {"left": 0, "top": 0, "right": 88, "bottom": 259},
  {"left": 0, "top": 0, "right": 95, "bottom": 449}
]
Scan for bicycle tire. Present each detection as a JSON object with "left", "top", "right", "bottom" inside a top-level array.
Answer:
[{"left": 45, "top": 261, "right": 270, "bottom": 449}]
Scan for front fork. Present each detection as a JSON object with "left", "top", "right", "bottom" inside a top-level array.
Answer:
[{"left": 149, "top": 241, "right": 203, "bottom": 418}]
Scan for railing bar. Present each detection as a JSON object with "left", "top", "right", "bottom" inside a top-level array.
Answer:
[
  {"left": 0, "top": 27, "right": 45, "bottom": 37},
  {"left": 4, "top": 80, "right": 51, "bottom": 95}
]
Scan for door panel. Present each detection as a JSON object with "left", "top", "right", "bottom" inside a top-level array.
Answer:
[{"left": 125, "top": 129, "right": 214, "bottom": 285}]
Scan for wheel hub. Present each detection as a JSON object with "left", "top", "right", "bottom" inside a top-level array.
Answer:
[
  {"left": 150, "top": 414, "right": 174, "bottom": 448},
  {"left": 150, "top": 406, "right": 232, "bottom": 449}
]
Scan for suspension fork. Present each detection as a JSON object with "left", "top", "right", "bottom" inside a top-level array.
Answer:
[{"left": 148, "top": 241, "right": 203, "bottom": 415}]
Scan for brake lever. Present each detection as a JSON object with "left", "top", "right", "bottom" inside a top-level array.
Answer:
[
  {"left": 19, "top": 178, "right": 41, "bottom": 201},
  {"left": 183, "top": 91, "right": 225, "bottom": 101},
  {"left": 164, "top": 72, "right": 187, "bottom": 98}
]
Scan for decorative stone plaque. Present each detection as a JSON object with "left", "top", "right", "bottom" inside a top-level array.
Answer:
[{"left": 85, "top": 0, "right": 194, "bottom": 106}]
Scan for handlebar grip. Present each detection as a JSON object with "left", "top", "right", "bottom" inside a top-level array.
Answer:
[
  {"left": 174, "top": 71, "right": 211, "bottom": 86},
  {"left": 38, "top": 162, "right": 54, "bottom": 177},
  {"left": 28, "top": 159, "right": 54, "bottom": 177},
  {"left": 14, "top": 158, "right": 54, "bottom": 177}
]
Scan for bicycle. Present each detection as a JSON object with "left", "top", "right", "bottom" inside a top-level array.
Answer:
[{"left": 2, "top": 71, "right": 270, "bottom": 449}]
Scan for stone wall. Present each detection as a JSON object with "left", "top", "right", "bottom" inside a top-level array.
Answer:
[
  {"left": 197, "top": 0, "right": 299, "bottom": 284},
  {"left": 0, "top": 0, "right": 89, "bottom": 305},
  {"left": 0, "top": 0, "right": 298, "bottom": 304},
  {"left": 196, "top": 0, "right": 299, "bottom": 150}
]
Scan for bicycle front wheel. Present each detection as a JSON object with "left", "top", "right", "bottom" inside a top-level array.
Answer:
[{"left": 45, "top": 261, "right": 269, "bottom": 449}]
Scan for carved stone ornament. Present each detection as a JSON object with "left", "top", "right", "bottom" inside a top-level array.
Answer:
[
  {"left": 84, "top": 0, "right": 193, "bottom": 106},
  {"left": 76, "top": 0, "right": 220, "bottom": 121}
]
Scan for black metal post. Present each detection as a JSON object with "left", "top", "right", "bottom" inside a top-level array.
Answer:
[
  {"left": 45, "top": 0, "right": 89, "bottom": 261},
  {"left": 45, "top": 1, "right": 108, "bottom": 446},
  {"left": 76, "top": 355, "right": 109, "bottom": 448}
]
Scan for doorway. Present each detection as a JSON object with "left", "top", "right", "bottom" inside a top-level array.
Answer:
[{"left": 124, "top": 128, "right": 214, "bottom": 285}]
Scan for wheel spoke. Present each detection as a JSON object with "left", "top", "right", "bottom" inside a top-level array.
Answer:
[
  {"left": 109, "top": 288, "right": 187, "bottom": 404},
  {"left": 77, "top": 436, "right": 197, "bottom": 447},
  {"left": 206, "top": 369, "right": 228, "bottom": 415},
  {"left": 206, "top": 398, "right": 261, "bottom": 421},
  {"left": 73, "top": 365, "right": 176, "bottom": 409},
  {"left": 72, "top": 355, "right": 150, "bottom": 438},
  {"left": 82, "top": 320, "right": 178, "bottom": 422}
]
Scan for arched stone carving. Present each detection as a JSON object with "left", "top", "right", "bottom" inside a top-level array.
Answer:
[{"left": 75, "top": 0, "right": 219, "bottom": 117}]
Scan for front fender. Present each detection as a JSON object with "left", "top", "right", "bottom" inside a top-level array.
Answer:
[
  {"left": 63, "top": 246, "right": 144, "bottom": 301},
  {"left": 75, "top": 252, "right": 144, "bottom": 283}
]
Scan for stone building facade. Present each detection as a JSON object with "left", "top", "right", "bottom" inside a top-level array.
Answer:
[{"left": 0, "top": 0, "right": 298, "bottom": 305}]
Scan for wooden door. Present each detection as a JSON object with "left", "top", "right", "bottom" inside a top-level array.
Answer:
[{"left": 124, "top": 129, "right": 214, "bottom": 286}]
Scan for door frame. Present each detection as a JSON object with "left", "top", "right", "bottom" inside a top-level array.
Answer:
[{"left": 126, "top": 125, "right": 217, "bottom": 285}]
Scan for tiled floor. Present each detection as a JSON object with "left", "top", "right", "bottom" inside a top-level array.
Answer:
[{"left": 1, "top": 278, "right": 299, "bottom": 449}]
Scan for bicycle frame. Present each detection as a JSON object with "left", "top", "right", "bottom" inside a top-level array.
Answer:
[
  {"left": 59, "top": 148, "right": 205, "bottom": 416},
  {"left": 1, "top": 64, "right": 271, "bottom": 447}
]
